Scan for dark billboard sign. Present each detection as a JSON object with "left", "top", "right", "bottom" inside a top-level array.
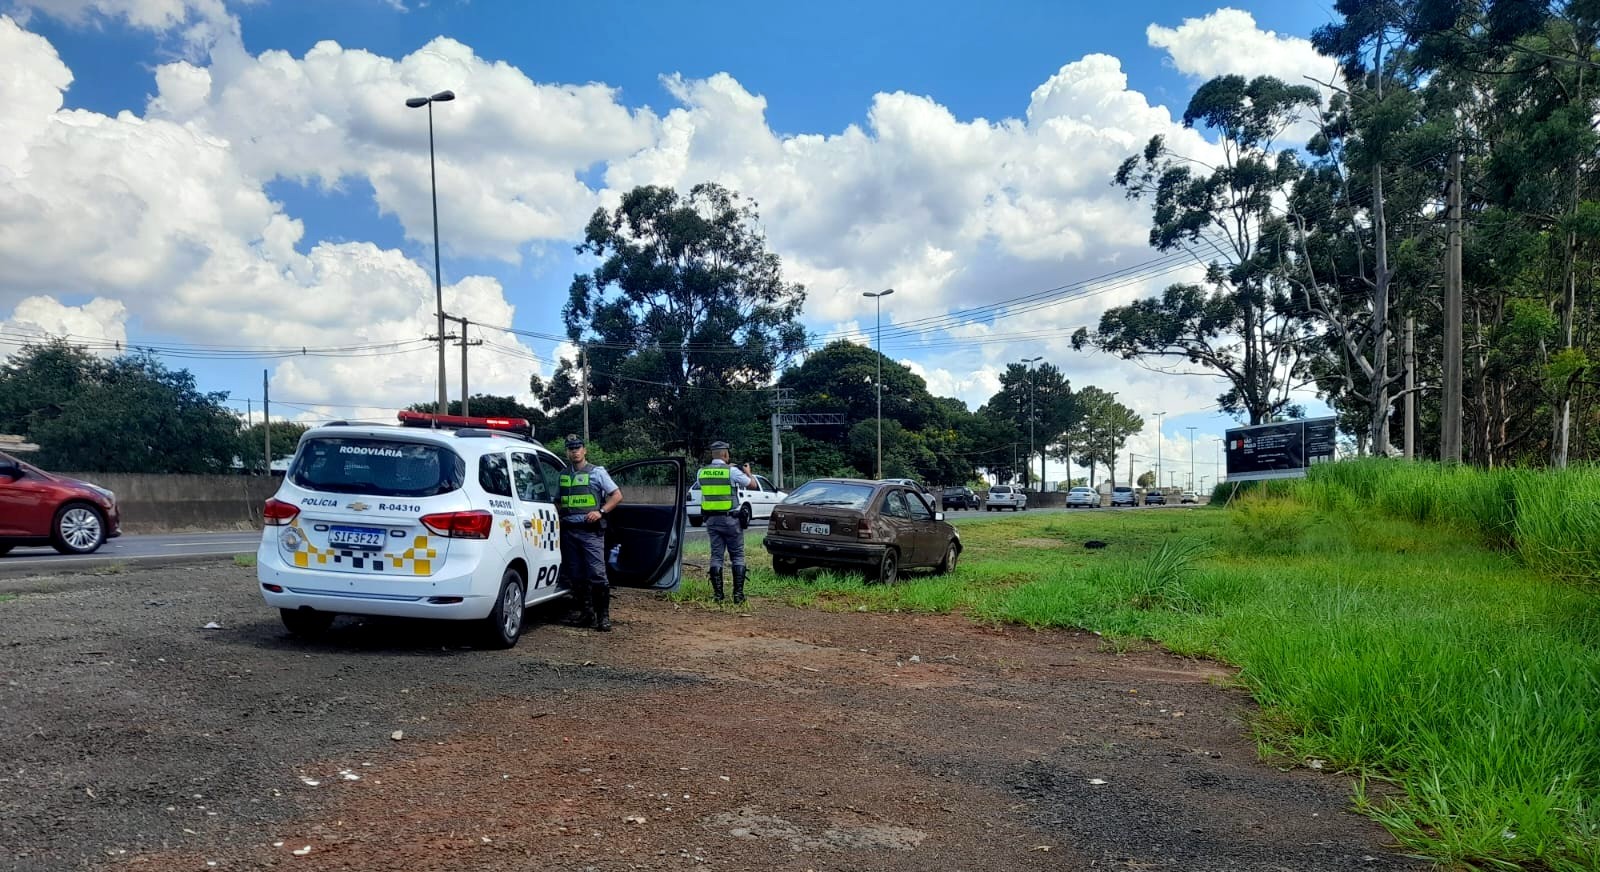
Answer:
[{"left": 1225, "top": 417, "right": 1337, "bottom": 482}]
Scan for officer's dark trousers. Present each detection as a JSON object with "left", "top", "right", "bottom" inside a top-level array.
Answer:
[
  {"left": 706, "top": 515, "right": 745, "bottom": 569},
  {"left": 561, "top": 527, "right": 608, "bottom": 588}
]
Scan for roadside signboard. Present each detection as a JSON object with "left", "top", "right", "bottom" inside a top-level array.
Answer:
[{"left": 1224, "top": 417, "right": 1337, "bottom": 482}]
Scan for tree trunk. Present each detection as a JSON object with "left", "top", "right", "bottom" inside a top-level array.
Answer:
[{"left": 1370, "top": 160, "right": 1393, "bottom": 457}]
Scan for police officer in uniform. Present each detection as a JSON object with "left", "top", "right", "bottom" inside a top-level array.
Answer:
[
  {"left": 558, "top": 435, "right": 623, "bottom": 630},
  {"left": 697, "top": 441, "right": 752, "bottom": 604}
]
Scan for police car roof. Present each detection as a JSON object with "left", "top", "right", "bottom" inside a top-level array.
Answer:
[{"left": 301, "top": 422, "right": 552, "bottom": 455}]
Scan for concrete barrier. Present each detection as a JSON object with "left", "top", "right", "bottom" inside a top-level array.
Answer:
[
  {"left": 59, "top": 474, "right": 688, "bottom": 534},
  {"left": 61, "top": 473, "right": 281, "bottom": 533}
]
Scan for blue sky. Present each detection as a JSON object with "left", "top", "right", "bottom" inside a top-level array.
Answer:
[{"left": 0, "top": 0, "right": 1339, "bottom": 486}]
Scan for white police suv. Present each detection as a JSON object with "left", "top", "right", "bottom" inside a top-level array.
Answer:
[{"left": 256, "top": 412, "right": 685, "bottom": 648}]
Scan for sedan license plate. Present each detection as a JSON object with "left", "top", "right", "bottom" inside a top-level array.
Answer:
[
  {"left": 329, "top": 525, "right": 387, "bottom": 550},
  {"left": 800, "top": 522, "right": 831, "bottom": 535}
]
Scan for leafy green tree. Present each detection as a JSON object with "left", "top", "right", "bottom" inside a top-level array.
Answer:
[
  {"left": 1069, "top": 387, "right": 1143, "bottom": 487},
  {"left": 1078, "top": 76, "right": 1322, "bottom": 424},
  {"left": 776, "top": 339, "right": 996, "bottom": 485},
  {"left": 406, "top": 395, "right": 546, "bottom": 425},
  {"left": 238, "top": 422, "right": 310, "bottom": 472},
  {"left": 975, "top": 362, "right": 1075, "bottom": 488},
  {"left": 0, "top": 341, "right": 239, "bottom": 473},
  {"left": 534, "top": 183, "right": 807, "bottom": 457},
  {"left": 1137, "top": 470, "right": 1156, "bottom": 488}
]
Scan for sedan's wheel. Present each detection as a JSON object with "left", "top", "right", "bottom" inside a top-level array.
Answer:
[
  {"left": 936, "top": 541, "right": 960, "bottom": 575},
  {"left": 51, "top": 503, "right": 105, "bottom": 555},
  {"left": 280, "top": 608, "right": 335, "bottom": 637},
  {"left": 739, "top": 504, "right": 752, "bottom": 530},
  {"left": 773, "top": 557, "right": 801, "bottom": 578},
  {"left": 873, "top": 548, "right": 900, "bottom": 585},
  {"left": 481, "top": 568, "right": 526, "bottom": 649}
]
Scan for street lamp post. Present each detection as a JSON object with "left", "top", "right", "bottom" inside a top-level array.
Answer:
[
  {"left": 1187, "top": 426, "right": 1198, "bottom": 490},
  {"left": 1021, "top": 356, "right": 1043, "bottom": 490},
  {"left": 1153, "top": 411, "right": 1166, "bottom": 492},
  {"left": 406, "top": 89, "right": 457, "bottom": 417},
  {"left": 862, "top": 289, "right": 895, "bottom": 479}
]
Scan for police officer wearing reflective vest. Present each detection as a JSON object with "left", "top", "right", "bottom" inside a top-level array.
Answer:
[
  {"left": 558, "top": 434, "right": 623, "bottom": 631},
  {"left": 697, "top": 441, "right": 752, "bottom": 604}
]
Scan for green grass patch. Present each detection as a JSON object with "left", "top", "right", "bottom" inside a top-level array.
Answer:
[
  {"left": 710, "top": 504, "right": 1600, "bottom": 869},
  {"left": 0, "top": 594, "right": 14, "bottom": 604},
  {"left": 232, "top": 553, "right": 257, "bottom": 568}
]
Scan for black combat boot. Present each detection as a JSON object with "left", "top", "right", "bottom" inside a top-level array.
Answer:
[
  {"left": 709, "top": 567, "right": 725, "bottom": 603},
  {"left": 732, "top": 566, "right": 747, "bottom": 605},
  {"left": 592, "top": 584, "right": 612, "bottom": 632},
  {"left": 567, "top": 581, "right": 595, "bottom": 627}
]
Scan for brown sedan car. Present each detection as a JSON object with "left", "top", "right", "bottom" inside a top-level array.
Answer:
[{"left": 763, "top": 478, "right": 962, "bottom": 584}]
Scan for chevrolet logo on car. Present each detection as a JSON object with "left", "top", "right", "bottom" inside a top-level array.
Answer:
[{"left": 347, "top": 502, "right": 371, "bottom": 512}]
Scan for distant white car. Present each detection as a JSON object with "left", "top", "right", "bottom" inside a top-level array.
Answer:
[
  {"left": 1181, "top": 491, "right": 1200, "bottom": 504},
  {"left": 985, "top": 485, "right": 1027, "bottom": 512},
  {"left": 1109, "top": 486, "right": 1136, "bottom": 507},
  {"left": 687, "top": 473, "right": 787, "bottom": 529},
  {"left": 1066, "top": 486, "right": 1099, "bottom": 508}
]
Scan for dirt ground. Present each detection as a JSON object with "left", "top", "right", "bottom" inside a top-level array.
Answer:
[{"left": 0, "top": 563, "right": 1423, "bottom": 871}]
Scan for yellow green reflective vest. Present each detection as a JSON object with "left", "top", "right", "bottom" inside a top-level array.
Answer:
[
  {"left": 558, "top": 466, "right": 601, "bottom": 512},
  {"left": 697, "top": 465, "right": 734, "bottom": 514}
]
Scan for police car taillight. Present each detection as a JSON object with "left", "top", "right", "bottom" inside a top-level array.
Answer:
[
  {"left": 397, "top": 410, "right": 531, "bottom": 434},
  {"left": 263, "top": 498, "right": 300, "bottom": 526},
  {"left": 421, "top": 510, "right": 494, "bottom": 539}
]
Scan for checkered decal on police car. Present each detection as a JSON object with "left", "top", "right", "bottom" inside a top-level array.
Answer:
[
  {"left": 284, "top": 520, "right": 439, "bottom": 576},
  {"left": 525, "top": 507, "right": 559, "bottom": 552}
]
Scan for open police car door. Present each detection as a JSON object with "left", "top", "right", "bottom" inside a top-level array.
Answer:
[{"left": 604, "top": 458, "right": 686, "bottom": 591}]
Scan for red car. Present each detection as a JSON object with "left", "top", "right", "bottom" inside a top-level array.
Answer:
[{"left": 0, "top": 453, "right": 121, "bottom": 555}]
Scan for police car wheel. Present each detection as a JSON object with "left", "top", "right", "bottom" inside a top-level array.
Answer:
[
  {"left": 482, "top": 568, "right": 526, "bottom": 650},
  {"left": 738, "top": 505, "right": 752, "bottom": 529},
  {"left": 280, "top": 608, "right": 334, "bottom": 638},
  {"left": 689, "top": 516, "right": 704, "bottom": 527}
]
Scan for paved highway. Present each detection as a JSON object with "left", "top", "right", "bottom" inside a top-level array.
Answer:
[{"left": 0, "top": 531, "right": 265, "bottom": 576}]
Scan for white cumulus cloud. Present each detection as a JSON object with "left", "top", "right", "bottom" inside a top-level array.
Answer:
[{"left": 1147, "top": 7, "right": 1338, "bottom": 88}]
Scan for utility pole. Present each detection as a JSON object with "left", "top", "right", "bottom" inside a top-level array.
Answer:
[
  {"left": 1442, "top": 148, "right": 1464, "bottom": 463},
  {"left": 769, "top": 388, "right": 794, "bottom": 490},
  {"left": 863, "top": 289, "right": 895, "bottom": 479},
  {"left": 424, "top": 327, "right": 460, "bottom": 417},
  {"left": 1021, "top": 356, "right": 1042, "bottom": 490},
  {"left": 1187, "top": 426, "right": 1197, "bottom": 491},
  {"left": 580, "top": 343, "right": 590, "bottom": 444},
  {"left": 262, "top": 369, "right": 271, "bottom": 476},
  {"left": 446, "top": 314, "right": 482, "bottom": 416}
]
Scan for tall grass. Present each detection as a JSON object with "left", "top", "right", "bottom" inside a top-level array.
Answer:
[{"left": 1265, "top": 459, "right": 1600, "bottom": 582}]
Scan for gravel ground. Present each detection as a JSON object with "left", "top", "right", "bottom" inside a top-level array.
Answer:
[{"left": 0, "top": 563, "right": 1424, "bottom": 871}]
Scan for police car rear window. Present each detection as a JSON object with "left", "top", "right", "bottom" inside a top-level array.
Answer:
[{"left": 290, "top": 438, "right": 466, "bottom": 498}]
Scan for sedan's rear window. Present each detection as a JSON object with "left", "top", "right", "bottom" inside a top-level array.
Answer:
[
  {"left": 785, "top": 481, "right": 875, "bottom": 510},
  {"left": 990, "top": 486, "right": 1013, "bottom": 494},
  {"left": 290, "top": 437, "right": 465, "bottom": 497}
]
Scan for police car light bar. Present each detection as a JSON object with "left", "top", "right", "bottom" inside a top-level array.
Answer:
[{"left": 397, "top": 411, "right": 532, "bottom": 433}]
